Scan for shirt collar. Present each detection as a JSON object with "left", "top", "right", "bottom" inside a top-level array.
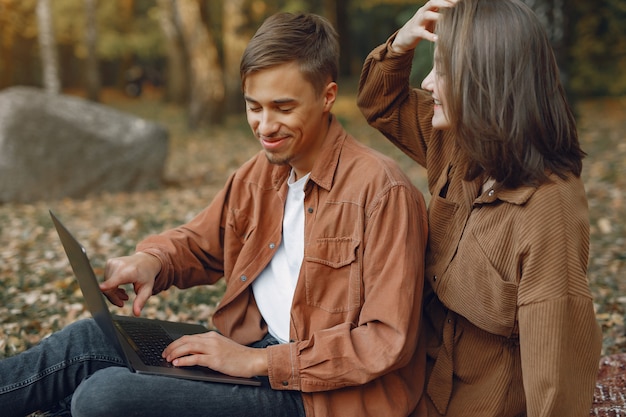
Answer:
[
  {"left": 308, "top": 114, "right": 344, "bottom": 192},
  {"left": 476, "top": 183, "right": 537, "bottom": 205},
  {"left": 270, "top": 114, "right": 344, "bottom": 192}
]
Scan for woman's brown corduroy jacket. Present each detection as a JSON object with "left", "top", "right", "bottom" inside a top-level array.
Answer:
[{"left": 358, "top": 39, "right": 602, "bottom": 417}]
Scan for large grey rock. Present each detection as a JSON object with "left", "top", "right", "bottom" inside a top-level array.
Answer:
[{"left": 0, "top": 86, "right": 169, "bottom": 203}]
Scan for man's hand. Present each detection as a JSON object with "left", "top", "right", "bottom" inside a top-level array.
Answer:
[
  {"left": 391, "top": 0, "right": 459, "bottom": 53},
  {"left": 162, "top": 332, "right": 269, "bottom": 378},
  {"left": 100, "top": 252, "right": 161, "bottom": 317}
]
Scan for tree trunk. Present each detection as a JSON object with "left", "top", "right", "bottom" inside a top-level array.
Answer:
[
  {"left": 157, "top": 0, "right": 189, "bottom": 104},
  {"left": 0, "top": 31, "right": 13, "bottom": 89},
  {"left": 322, "top": 0, "right": 351, "bottom": 77},
  {"left": 36, "top": 0, "right": 61, "bottom": 94},
  {"left": 222, "top": 0, "right": 250, "bottom": 114},
  {"left": 522, "top": 0, "right": 575, "bottom": 107},
  {"left": 176, "top": 0, "right": 225, "bottom": 128},
  {"left": 84, "top": 0, "right": 101, "bottom": 102},
  {"left": 335, "top": 0, "right": 351, "bottom": 77}
]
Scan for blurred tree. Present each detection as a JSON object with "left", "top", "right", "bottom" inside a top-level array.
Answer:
[
  {"left": 1, "top": 0, "right": 625, "bottom": 103},
  {"left": 84, "top": 0, "right": 101, "bottom": 101},
  {"left": 0, "top": 1, "right": 33, "bottom": 88},
  {"left": 36, "top": 0, "right": 60, "bottom": 94},
  {"left": 350, "top": 2, "right": 434, "bottom": 85},
  {"left": 91, "top": 0, "right": 164, "bottom": 89},
  {"left": 322, "top": 0, "right": 352, "bottom": 76},
  {"left": 521, "top": 0, "right": 576, "bottom": 105},
  {"left": 157, "top": 0, "right": 189, "bottom": 104},
  {"left": 569, "top": 0, "right": 626, "bottom": 97},
  {"left": 176, "top": 0, "right": 225, "bottom": 128},
  {"left": 358, "top": 0, "right": 417, "bottom": 5},
  {"left": 222, "top": 0, "right": 251, "bottom": 114}
]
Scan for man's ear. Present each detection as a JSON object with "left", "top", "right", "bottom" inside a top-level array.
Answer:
[{"left": 323, "top": 81, "right": 338, "bottom": 112}]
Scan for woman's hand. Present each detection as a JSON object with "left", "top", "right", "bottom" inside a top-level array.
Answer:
[
  {"left": 162, "top": 332, "right": 269, "bottom": 378},
  {"left": 391, "top": 0, "right": 458, "bottom": 53}
]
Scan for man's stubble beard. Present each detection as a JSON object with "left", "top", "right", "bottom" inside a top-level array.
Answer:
[{"left": 264, "top": 150, "right": 292, "bottom": 167}]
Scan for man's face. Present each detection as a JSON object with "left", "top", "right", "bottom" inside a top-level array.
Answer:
[{"left": 243, "top": 62, "right": 336, "bottom": 180}]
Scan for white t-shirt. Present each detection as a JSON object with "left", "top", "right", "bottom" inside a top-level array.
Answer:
[{"left": 251, "top": 170, "right": 308, "bottom": 343}]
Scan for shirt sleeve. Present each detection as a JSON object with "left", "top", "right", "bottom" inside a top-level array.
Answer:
[
  {"left": 356, "top": 35, "right": 433, "bottom": 167},
  {"left": 517, "top": 178, "right": 602, "bottom": 416},
  {"left": 518, "top": 297, "right": 601, "bottom": 416},
  {"left": 266, "top": 183, "right": 429, "bottom": 392},
  {"left": 136, "top": 173, "right": 234, "bottom": 293}
]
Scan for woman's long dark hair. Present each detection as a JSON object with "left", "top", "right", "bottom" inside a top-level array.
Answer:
[{"left": 436, "top": 0, "right": 585, "bottom": 188}]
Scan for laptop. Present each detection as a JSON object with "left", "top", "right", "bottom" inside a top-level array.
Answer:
[{"left": 49, "top": 210, "right": 261, "bottom": 386}]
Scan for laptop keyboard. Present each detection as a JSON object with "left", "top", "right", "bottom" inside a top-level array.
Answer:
[{"left": 116, "top": 320, "right": 175, "bottom": 367}]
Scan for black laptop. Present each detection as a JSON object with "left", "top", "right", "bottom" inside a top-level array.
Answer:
[{"left": 49, "top": 210, "right": 260, "bottom": 386}]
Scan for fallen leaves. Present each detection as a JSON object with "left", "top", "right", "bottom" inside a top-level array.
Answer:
[{"left": 579, "top": 97, "right": 626, "bottom": 356}]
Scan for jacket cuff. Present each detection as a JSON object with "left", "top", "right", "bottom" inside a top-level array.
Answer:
[
  {"left": 373, "top": 31, "right": 416, "bottom": 61},
  {"left": 134, "top": 246, "right": 170, "bottom": 294},
  {"left": 267, "top": 342, "right": 301, "bottom": 391}
]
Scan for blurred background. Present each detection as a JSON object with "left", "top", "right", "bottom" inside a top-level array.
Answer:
[
  {"left": 0, "top": 0, "right": 625, "bottom": 360},
  {"left": 2, "top": 0, "right": 625, "bottom": 126}
]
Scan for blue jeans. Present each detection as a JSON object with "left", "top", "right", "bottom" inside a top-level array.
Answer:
[{"left": 0, "top": 319, "right": 305, "bottom": 417}]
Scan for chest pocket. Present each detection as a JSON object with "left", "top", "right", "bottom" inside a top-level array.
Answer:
[
  {"left": 438, "top": 230, "right": 518, "bottom": 337},
  {"left": 427, "top": 165, "right": 460, "bottom": 267},
  {"left": 304, "top": 238, "right": 361, "bottom": 313}
]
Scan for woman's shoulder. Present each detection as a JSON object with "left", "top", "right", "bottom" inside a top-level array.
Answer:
[
  {"left": 527, "top": 172, "right": 587, "bottom": 212},
  {"left": 515, "top": 172, "right": 589, "bottom": 238}
]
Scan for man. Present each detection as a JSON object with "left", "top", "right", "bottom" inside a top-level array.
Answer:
[{"left": 0, "top": 12, "right": 428, "bottom": 417}]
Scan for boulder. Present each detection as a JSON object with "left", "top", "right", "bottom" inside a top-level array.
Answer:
[{"left": 0, "top": 86, "right": 169, "bottom": 203}]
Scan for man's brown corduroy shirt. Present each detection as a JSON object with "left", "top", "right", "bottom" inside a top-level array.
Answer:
[{"left": 137, "top": 115, "right": 430, "bottom": 417}]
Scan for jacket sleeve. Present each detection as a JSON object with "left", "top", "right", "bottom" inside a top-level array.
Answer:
[
  {"left": 136, "top": 172, "right": 235, "bottom": 293},
  {"left": 516, "top": 179, "right": 602, "bottom": 416},
  {"left": 518, "top": 298, "right": 601, "bottom": 416},
  {"left": 356, "top": 36, "right": 433, "bottom": 167},
  {"left": 266, "top": 183, "right": 429, "bottom": 392}
]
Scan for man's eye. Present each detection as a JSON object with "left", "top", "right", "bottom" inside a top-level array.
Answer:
[
  {"left": 278, "top": 107, "right": 294, "bottom": 113},
  {"left": 248, "top": 106, "right": 261, "bottom": 112}
]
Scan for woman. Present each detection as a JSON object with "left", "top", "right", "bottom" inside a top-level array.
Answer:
[{"left": 357, "top": 0, "right": 602, "bottom": 416}]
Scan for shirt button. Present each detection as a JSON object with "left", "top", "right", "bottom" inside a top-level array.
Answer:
[
  {"left": 307, "top": 207, "right": 314, "bottom": 214},
  {"left": 433, "top": 275, "right": 438, "bottom": 282},
  {"left": 282, "top": 381, "right": 289, "bottom": 386},
  {"left": 488, "top": 189, "right": 495, "bottom": 197},
  {"left": 240, "top": 275, "right": 247, "bottom": 282},
  {"left": 269, "top": 243, "right": 275, "bottom": 249}
]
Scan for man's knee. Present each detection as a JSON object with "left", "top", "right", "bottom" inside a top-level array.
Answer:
[
  {"left": 71, "top": 368, "right": 134, "bottom": 417},
  {"left": 58, "top": 318, "right": 104, "bottom": 344}
]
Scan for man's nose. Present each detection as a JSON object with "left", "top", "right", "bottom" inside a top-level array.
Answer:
[{"left": 258, "top": 111, "right": 277, "bottom": 136}]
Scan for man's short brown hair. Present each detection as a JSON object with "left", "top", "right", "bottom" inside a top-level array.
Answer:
[{"left": 240, "top": 12, "right": 339, "bottom": 96}]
